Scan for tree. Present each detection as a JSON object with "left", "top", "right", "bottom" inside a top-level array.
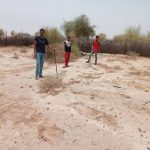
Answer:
[
  {"left": 43, "top": 27, "right": 64, "bottom": 44},
  {"left": 124, "top": 26, "right": 141, "bottom": 42},
  {"left": 113, "top": 26, "right": 142, "bottom": 43},
  {"left": 0, "top": 29, "right": 4, "bottom": 37},
  {"left": 63, "top": 15, "right": 95, "bottom": 38},
  {"left": 11, "top": 30, "right": 15, "bottom": 36},
  {"left": 146, "top": 32, "right": 150, "bottom": 42},
  {"left": 113, "top": 34, "right": 126, "bottom": 43},
  {"left": 99, "top": 33, "right": 107, "bottom": 41}
]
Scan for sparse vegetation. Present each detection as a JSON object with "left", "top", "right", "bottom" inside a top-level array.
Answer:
[
  {"left": 43, "top": 27, "right": 65, "bottom": 44},
  {"left": 129, "top": 70, "right": 150, "bottom": 77},
  {"left": 62, "top": 15, "right": 95, "bottom": 38},
  {"left": 109, "top": 26, "right": 150, "bottom": 57},
  {"left": 12, "top": 53, "right": 19, "bottom": 59},
  {"left": 126, "top": 51, "right": 140, "bottom": 57},
  {"left": 62, "top": 15, "right": 95, "bottom": 59},
  {"left": 71, "top": 43, "right": 80, "bottom": 60},
  {"left": 0, "top": 29, "right": 5, "bottom": 37},
  {"left": 99, "top": 33, "right": 107, "bottom": 41},
  {"left": 0, "top": 30, "right": 34, "bottom": 46},
  {"left": 0, "top": 17, "right": 150, "bottom": 58},
  {"left": 44, "top": 27, "right": 80, "bottom": 64},
  {"left": 39, "top": 75, "right": 64, "bottom": 95},
  {"left": 45, "top": 43, "right": 65, "bottom": 64},
  {"left": 20, "top": 49, "right": 28, "bottom": 53}
]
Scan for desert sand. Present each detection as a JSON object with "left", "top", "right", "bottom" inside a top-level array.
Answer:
[{"left": 0, "top": 46, "right": 150, "bottom": 150}]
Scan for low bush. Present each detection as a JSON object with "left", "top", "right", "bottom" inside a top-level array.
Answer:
[
  {"left": 45, "top": 43, "right": 65, "bottom": 64},
  {"left": 71, "top": 43, "right": 80, "bottom": 60},
  {"left": 0, "top": 33, "right": 34, "bottom": 46},
  {"left": 46, "top": 42, "right": 80, "bottom": 64},
  {"left": 38, "top": 75, "right": 63, "bottom": 95},
  {"left": 44, "top": 27, "right": 65, "bottom": 44}
]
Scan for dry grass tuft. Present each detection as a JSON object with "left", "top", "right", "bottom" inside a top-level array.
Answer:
[
  {"left": 127, "top": 51, "right": 140, "bottom": 57},
  {"left": 12, "top": 53, "right": 19, "bottom": 59},
  {"left": 20, "top": 49, "right": 28, "bottom": 53},
  {"left": 113, "top": 65, "right": 123, "bottom": 70},
  {"left": 129, "top": 71, "right": 150, "bottom": 77},
  {"left": 39, "top": 75, "right": 64, "bottom": 96},
  {"left": 46, "top": 43, "right": 65, "bottom": 64}
]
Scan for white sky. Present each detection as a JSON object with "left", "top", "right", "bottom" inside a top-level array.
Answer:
[{"left": 0, "top": 0, "right": 150, "bottom": 38}]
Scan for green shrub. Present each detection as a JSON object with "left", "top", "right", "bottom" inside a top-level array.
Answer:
[
  {"left": 43, "top": 27, "right": 64, "bottom": 44},
  {"left": 71, "top": 43, "right": 80, "bottom": 60},
  {"left": 62, "top": 14, "right": 95, "bottom": 38},
  {"left": 111, "top": 26, "right": 150, "bottom": 57}
]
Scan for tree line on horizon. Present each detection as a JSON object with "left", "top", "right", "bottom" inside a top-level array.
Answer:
[{"left": 0, "top": 14, "right": 150, "bottom": 57}]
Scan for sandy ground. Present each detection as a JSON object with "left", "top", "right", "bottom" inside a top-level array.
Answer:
[{"left": 0, "top": 46, "right": 150, "bottom": 150}]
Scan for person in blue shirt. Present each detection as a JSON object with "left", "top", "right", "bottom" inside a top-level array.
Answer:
[{"left": 34, "top": 29, "right": 53, "bottom": 80}]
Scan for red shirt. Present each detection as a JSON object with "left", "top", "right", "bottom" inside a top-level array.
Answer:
[{"left": 92, "top": 40, "right": 101, "bottom": 52}]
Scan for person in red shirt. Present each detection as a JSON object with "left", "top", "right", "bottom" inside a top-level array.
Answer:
[{"left": 86, "top": 36, "right": 101, "bottom": 65}]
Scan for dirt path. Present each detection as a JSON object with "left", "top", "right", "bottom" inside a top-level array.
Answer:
[{"left": 0, "top": 47, "right": 150, "bottom": 150}]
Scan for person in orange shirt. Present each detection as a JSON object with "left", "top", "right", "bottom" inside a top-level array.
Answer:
[{"left": 86, "top": 35, "right": 101, "bottom": 65}]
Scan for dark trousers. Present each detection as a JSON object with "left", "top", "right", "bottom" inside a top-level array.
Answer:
[{"left": 87, "top": 51, "right": 98, "bottom": 64}]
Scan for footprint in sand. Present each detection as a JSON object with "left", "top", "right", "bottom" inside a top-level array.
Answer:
[
  {"left": 0, "top": 97, "right": 65, "bottom": 144},
  {"left": 68, "top": 102, "right": 118, "bottom": 128}
]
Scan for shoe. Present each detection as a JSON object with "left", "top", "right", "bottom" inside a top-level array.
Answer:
[
  {"left": 94, "top": 63, "right": 97, "bottom": 65},
  {"left": 86, "top": 61, "right": 89, "bottom": 63},
  {"left": 39, "top": 75, "right": 44, "bottom": 78},
  {"left": 35, "top": 76, "right": 39, "bottom": 80}
]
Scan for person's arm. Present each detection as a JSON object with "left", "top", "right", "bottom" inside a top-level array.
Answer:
[
  {"left": 46, "top": 44, "right": 52, "bottom": 49},
  {"left": 46, "top": 44, "right": 55, "bottom": 51},
  {"left": 34, "top": 40, "right": 36, "bottom": 59},
  {"left": 46, "top": 39, "right": 55, "bottom": 50}
]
